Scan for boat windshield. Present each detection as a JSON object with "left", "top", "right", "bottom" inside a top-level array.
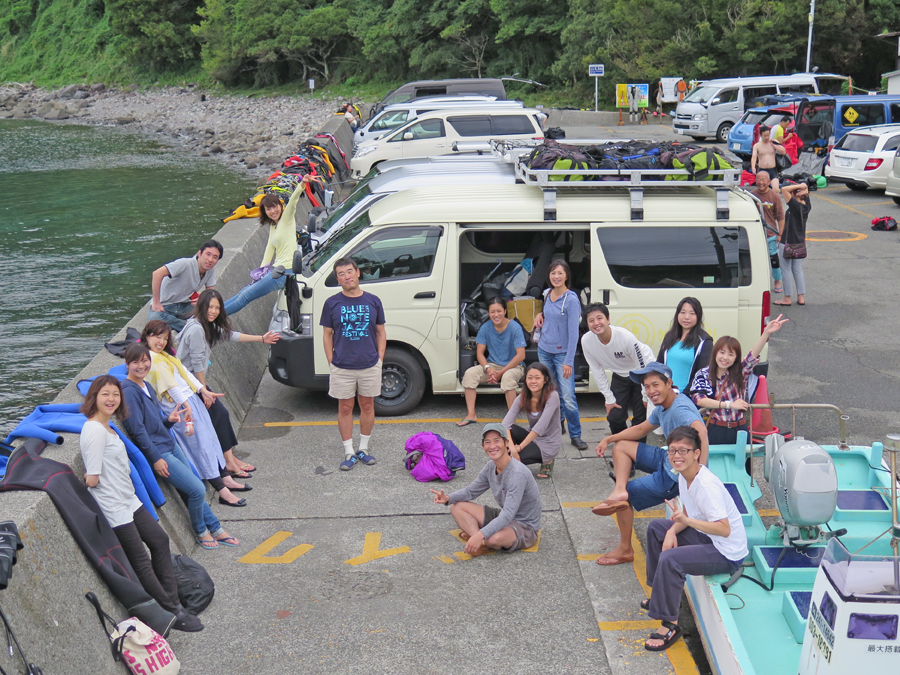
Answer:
[
  {"left": 821, "top": 538, "right": 900, "bottom": 600},
  {"left": 305, "top": 211, "right": 372, "bottom": 276}
]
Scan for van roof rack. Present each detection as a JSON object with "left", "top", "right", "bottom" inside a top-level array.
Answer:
[{"left": 486, "top": 140, "right": 741, "bottom": 222}]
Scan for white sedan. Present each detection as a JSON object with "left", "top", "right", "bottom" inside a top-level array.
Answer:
[
  {"left": 825, "top": 125, "right": 900, "bottom": 191},
  {"left": 884, "top": 149, "right": 900, "bottom": 206}
]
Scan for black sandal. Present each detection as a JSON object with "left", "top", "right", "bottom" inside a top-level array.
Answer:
[
  {"left": 645, "top": 621, "right": 682, "bottom": 651},
  {"left": 640, "top": 599, "right": 650, "bottom": 611}
]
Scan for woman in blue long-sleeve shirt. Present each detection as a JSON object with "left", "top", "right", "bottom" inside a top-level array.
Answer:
[{"left": 532, "top": 260, "right": 586, "bottom": 450}]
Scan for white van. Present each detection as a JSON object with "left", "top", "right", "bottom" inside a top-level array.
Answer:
[
  {"left": 354, "top": 97, "right": 524, "bottom": 147},
  {"left": 674, "top": 73, "right": 847, "bottom": 142},
  {"left": 307, "top": 161, "right": 518, "bottom": 247},
  {"left": 350, "top": 108, "right": 544, "bottom": 178},
  {"left": 270, "top": 161, "right": 774, "bottom": 415}
]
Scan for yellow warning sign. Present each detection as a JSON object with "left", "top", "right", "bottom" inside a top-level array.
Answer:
[{"left": 843, "top": 106, "right": 859, "bottom": 125}]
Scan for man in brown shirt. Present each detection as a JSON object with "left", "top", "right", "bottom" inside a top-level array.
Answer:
[{"left": 749, "top": 171, "right": 785, "bottom": 293}]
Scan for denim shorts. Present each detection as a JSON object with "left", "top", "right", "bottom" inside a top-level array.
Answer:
[{"left": 627, "top": 443, "right": 679, "bottom": 512}]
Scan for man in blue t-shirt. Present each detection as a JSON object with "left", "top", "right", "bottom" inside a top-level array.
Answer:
[
  {"left": 320, "top": 257, "right": 386, "bottom": 472},
  {"left": 590, "top": 362, "right": 709, "bottom": 566},
  {"left": 457, "top": 298, "right": 526, "bottom": 426}
]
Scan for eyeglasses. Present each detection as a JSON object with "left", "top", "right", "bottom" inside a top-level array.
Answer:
[{"left": 666, "top": 447, "right": 696, "bottom": 456}]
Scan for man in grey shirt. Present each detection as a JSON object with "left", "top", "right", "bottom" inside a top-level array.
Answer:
[
  {"left": 149, "top": 240, "right": 222, "bottom": 332},
  {"left": 431, "top": 423, "right": 541, "bottom": 556}
]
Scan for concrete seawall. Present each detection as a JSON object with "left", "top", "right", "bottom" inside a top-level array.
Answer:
[{"left": 0, "top": 115, "right": 353, "bottom": 673}]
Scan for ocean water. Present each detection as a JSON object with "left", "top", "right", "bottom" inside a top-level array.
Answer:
[{"left": 0, "top": 120, "right": 257, "bottom": 436}]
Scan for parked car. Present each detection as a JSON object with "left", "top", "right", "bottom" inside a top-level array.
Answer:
[
  {"left": 369, "top": 78, "right": 507, "bottom": 118},
  {"left": 350, "top": 107, "right": 544, "bottom": 178},
  {"left": 673, "top": 73, "right": 847, "bottom": 143},
  {"left": 269, "top": 166, "right": 772, "bottom": 415},
  {"left": 883, "top": 148, "right": 900, "bottom": 205},
  {"left": 793, "top": 94, "right": 900, "bottom": 151},
  {"left": 353, "top": 97, "right": 524, "bottom": 150},
  {"left": 824, "top": 125, "right": 900, "bottom": 190},
  {"left": 728, "top": 103, "right": 800, "bottom": 158}
]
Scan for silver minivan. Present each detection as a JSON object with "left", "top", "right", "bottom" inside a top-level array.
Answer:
[
  {"left": 353, "top": 97, "right": 524, "bottom": 148},
  {"left": 674, "top": 73, "right": 847, "bottom": 142}
]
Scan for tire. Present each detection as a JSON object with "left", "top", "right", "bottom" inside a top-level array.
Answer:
[
  {"left": 690, "top": 136, "right": 706, "bottom": 142},
  {"left": 374, "top": 347, "right": 426, "bottom": 416},
  {"left": 892, "top": 196, "right": 900, "bottom": 206},
  {"left": 847, "top": 183, "right": 868, "bottom": 192},
  {"left": 716, "top": 123, "right": 733, "bottom": 144}
]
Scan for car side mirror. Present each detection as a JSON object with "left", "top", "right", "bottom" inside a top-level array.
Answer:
[
  {"left": 403, "top": 132, "right": 414, "bottom": 140},
  {"left": 710, "top": 97, "right": 721, "bottom": 105}
]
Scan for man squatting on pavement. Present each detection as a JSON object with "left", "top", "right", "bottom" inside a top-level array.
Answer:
[{"left": 431, "top": 423, "right": 542, "bottom": 557}]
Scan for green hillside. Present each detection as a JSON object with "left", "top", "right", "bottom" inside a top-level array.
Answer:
[{"left": 2, "top": 0, "right": 898, "bottom": 99}]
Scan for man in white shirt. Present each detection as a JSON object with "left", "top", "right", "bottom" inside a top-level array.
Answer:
[{"left": 581, "top": 303, "right": 655, "bottom": 440}]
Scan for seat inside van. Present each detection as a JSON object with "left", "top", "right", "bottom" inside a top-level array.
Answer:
[{"left": 458, "top": 229, "right": 591, "bottom": 384}]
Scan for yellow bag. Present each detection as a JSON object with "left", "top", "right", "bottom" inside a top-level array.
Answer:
[{"left": 507, "top": 298, "right": 543, "bottom": 332}]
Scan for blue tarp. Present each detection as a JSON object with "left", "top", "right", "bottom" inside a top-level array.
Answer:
[{"left": 2, "top": 403, "right": 164, "bottom": 519}]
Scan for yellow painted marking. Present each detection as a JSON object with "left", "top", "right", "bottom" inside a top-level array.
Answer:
[
  {"left": 562, "top": 501, "right": 603, "bottom": 508},
  {"left": 577, "top": 554, "right": 601, "bottom": 561},
  {"left": 238, "top": 531, "right": 314, "bottom": 564},
  {"left": 757, "top": 509, "right": 780, "bottom": 517},
  {"left": 865, "top": 201, "right": 898, "bottom": 206},
  {"left": 344, "top": 532, "right": 411, "bottom": 566},
  {"left": 810, "top": 192, "right": 873, "bottom": 218},
  {"left": 587, "top": 638, "right": 599, "bottom": 642},
  {"left": 635, "top": 510, "right": 666, "bottom": 519},
  {"left": 265, "top": 416, "right": 608, "bottom": 427},
  {"left": 598, "top": 620, "right": 661, "bottom": 631},
  {"left": 521, "top": 531, "right": 542, "bottom": 552},
  {"left": 449, "top": 528, "right": 468, "bottom": 543},
  {"left": 453, "top": 551, "right": 473, "bottom": 560},
  {"left": 433, "top": 555, "right": 455, "bottom": 564},
  {"left": 805, "top": 230, "right": 868, "bottom": 242},
  {"left": 666, "top": 638, "right": 701, "bottom": 674}
]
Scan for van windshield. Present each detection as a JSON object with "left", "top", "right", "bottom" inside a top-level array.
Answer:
[
  {"left": 305, "top": 211, "right": 372, "bottom": 276},
  {"left": 317, "top": 184, "right": 373, "bottom": 234},
  {"left": 683, "top": 86, "right": 719, "bottom": 104}
]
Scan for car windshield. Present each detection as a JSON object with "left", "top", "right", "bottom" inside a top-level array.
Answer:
[
  {"left": 835, "top": 134, "right": 879, "bottom": 153},
  {"left": 317, "top": 183, "right": 373, "bottom": 234},
  {"left": 305, "top": 210, "right": 372, "bottom": 275},
  {"left": 684, "top": 86, "right": 718, "bottom": 104}
]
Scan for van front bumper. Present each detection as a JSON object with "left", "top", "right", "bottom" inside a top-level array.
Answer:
[{"left": 268, "top": 332, "right": 330, "bottom": 390}]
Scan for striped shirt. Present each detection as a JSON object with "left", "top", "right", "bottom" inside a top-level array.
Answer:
[{"left": 690, "top": 353, "right": 760, "bottom": 423}]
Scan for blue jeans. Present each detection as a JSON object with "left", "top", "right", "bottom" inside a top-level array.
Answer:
[
  {"left": 149, "top": 302, "right": 194, "bottom": 332},
  {"left": 767, "top": 236, "right": 783, "bottom": 283},
  {"left": 224, "top": 271, "right": 288, "bottom": 315},
  {"left": 537, "top": 348, "right": 582, "bottom": 439},
  {"left": 160, "top": 443, "right": 222, "bottom": 538}
]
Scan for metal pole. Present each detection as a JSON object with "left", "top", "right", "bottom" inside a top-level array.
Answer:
[
  {"left": 595, "top": 76, "right": 598, "bottom": 112},
  {"left": 805, "top": 0, "right": 816, "bottom": 72}
]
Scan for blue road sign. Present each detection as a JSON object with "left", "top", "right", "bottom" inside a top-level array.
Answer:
[{"left": 589, "top": 64, "right": 605, "bottom": 77}]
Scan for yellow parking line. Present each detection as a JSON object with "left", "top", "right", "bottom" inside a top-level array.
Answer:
[
  {"left": 810, "top": 191, "right": 873, "bottom": 217},
  {"left": 866, "top": 201, "right": 897, "bottom": 206},
  {"left": 598, "top": 620, "right": 660, "bottom": 630}
]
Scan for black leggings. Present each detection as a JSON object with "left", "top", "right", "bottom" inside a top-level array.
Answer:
[
  {"left": 113, "top": 506, "right": 180, "bottom": 614},
  {"left": 508, "top": 424, "right": 546, "bottom": 465},
  {"left": 207, "top": 467, "right": 233, "bottom": 493}
]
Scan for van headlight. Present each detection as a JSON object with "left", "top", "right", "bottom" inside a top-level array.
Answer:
[
  {"left": 355, "top": 145, "right": 377, "bottom": 158},
  {"left": 693, "top": 113, "right": 707, "bottom": 121}
]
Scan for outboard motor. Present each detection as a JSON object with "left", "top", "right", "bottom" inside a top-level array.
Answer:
[{"left": 766, "top": 435, "right": 838, "bottom": 546}]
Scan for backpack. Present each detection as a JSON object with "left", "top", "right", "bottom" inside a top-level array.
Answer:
[
  {"left": 871, "top": 216, "right": 898, "bottom": 231},
  {"left": 666, "top": 148, "right": 733, "bottom": 181},
  {"left": 404, "top": 432, "right": 465, "bottom": 482},
  {"left": 171, "top": 554, "right": 214, "bottom": 616},
  {"left": 550, "top": 156, "right": 592, "bottom": 181}
]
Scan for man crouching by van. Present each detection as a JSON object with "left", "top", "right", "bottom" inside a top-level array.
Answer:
[
  {"left": 320, "top": 257, "right": 386, "bottom": 471},
  {"left": 591, "top": 362, "right": 708, "bottom": 566},
  {"left": 431, "top": 423, "right": 541, "bottom": 556}
]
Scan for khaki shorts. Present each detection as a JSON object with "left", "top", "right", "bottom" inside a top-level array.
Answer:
[
  {"left": 328, "top": 361, "right": 382, "bottom": 399},
  {"left": 461, "top": 362, "right": 524, "bottom": 392}
]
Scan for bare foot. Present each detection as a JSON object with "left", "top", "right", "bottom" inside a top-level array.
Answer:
[
  {"left": 646, "top": 621, "right": 679, "bottom": 649},
  {"left": 215, "top": 532, "right": 240, "bottom": 546}
]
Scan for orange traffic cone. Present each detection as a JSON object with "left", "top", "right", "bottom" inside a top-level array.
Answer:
[{"left": 752, "top": 375, "right": 784, "bottom": 440}]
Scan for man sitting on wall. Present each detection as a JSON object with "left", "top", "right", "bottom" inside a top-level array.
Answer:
[{"left": 149, "top": 240, "right": 222, "bottom": 332}]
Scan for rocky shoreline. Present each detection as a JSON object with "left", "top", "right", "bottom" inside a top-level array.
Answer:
[{"left": 0, "top": 82, "right": 352, "bottom": 179}]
